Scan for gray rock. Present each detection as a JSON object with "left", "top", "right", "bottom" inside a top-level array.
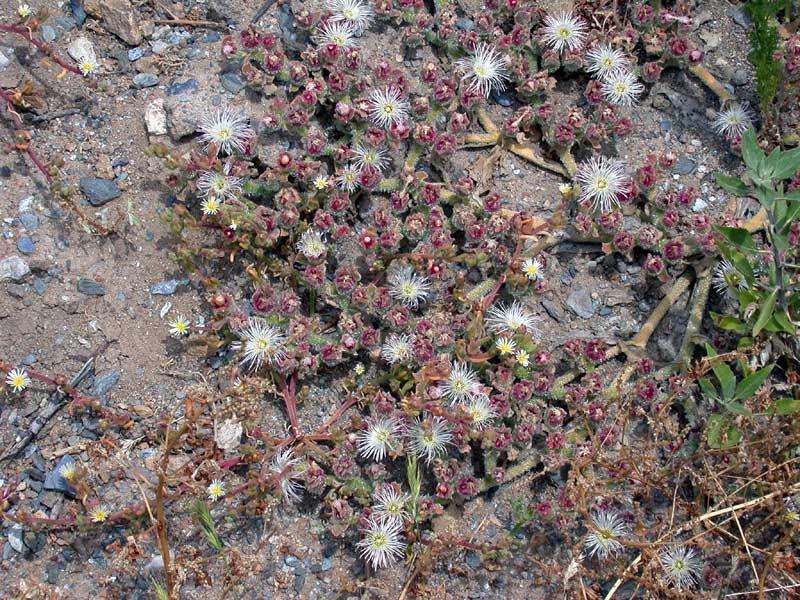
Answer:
[
  {"left": 0, "top": 256, "right": 30, "bottom": 282},
  {"left": 53, "top": 15, "right": 78, "bottom": 31},
  {"left": 128, "top": 47, "right": 144, "bottom": 61},
  {"left": 167, "top": 78, "right": 198, "bottom": 96},
  {"left": 150, "top": 40, "right": 169, "bottom": 55},
  {"left": 150, "top": 278, "right": 184, "bottom": 295},
  {"left": 541, "top": 299, "right": 565, "bottom": 322},
  {"left": 220, "top": 72, "right": 244, "bottom": 94},
  {"left": 731, "top": 6, "right": 752, "bottom": 28},
  {"left": 93, "top": 369, "right": 120, "bottom": 397},
  {"left": 731, "top": 68, "right": 749, "bottom": 86},
  {"left": 43, "top": 456, "right": 77, "bottom": 497},
  {"left": 77, "top": 278, "right": 106, "bottom": 296},
  {"left": 33, "top": 278, "right": 46, "bottom": 295},
  {"left": 456, "top": 18, "right": 475, "bottom": 31},
  {"left": 133, "top": 72, "right": 159, "bottom": 88},
  {"left": 40, "top": 25, "right": 57, "bottom": 43},
  {"left": 565, "top": 289, "right": 595, "bottom": 319},
  {"left": 8, "top": 526, "right": 24, "bottom": 553},
  {"left": 70, "top": 0, "right": 87, "bottom": 27},
  {"left": 673, "top": 157, "right": 697, "bottom": 175},
  {"left": 16, "top": 236, "right": 35, "bottom": 255},
  {"left": 80, "top": 177, "right": 121, "bottom": 206},
  {"left": 84, "top": 0, "right": 143, "bottom": 45},
  {"left": 465, "top": 551, "right": 481, "bottom": 568},
  {"left": 19, "top": 213, "right": 38, "bottom": 231}
]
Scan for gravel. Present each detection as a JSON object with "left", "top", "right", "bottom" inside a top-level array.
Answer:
[
  {"left": 0, "top": 256, "right": 30, "bottom": 282},
  {"left": 79, "top": 177, "right": 121, "bottom": 206}
]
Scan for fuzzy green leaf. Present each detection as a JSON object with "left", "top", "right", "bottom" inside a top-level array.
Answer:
[
  {"left": 735, "top": 364, "right": 774, "bottom": 400},
  {"left": 712, "top": 361, "right": 736, "bottom": 401},
  {"left": 752, "top": 289, "right": 777, "bottom": 335},
  {"left": 772, "top": 398, "right": 800, "bottom": 415},
  {"left": 707, "top": 414, "right": 742, "bottom": 449},
  {"left": 768, "top": 146, "right": 800, "bottom": 180},
  {"left": 715, "top": 173, "right": 749, "bottom": 196},
  {"left": 716, "top": 226, "right": 756, "bottom": 251},
  {"left": 740, "top": 128, "right": 764, "bottom": 176}
]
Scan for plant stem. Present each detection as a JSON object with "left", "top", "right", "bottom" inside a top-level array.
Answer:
[{"left": 765, "top": 209, "right": 787, "bottom": 311}]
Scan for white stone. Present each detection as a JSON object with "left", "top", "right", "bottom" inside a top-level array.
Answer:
[
  {"left": 67, "top": 36, "right": 96, "bottom": 63},
  {"left": 144, "top": 99, "right": 167, "bottom": 136}
]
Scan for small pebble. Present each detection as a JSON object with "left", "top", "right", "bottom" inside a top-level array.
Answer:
[
  {"left": 128, "top": 47, "right": 144, "bottom": 61},
  {"left": 133, "top": 73, "right": 159, "bottom": 89},
  {"left": 77, "top": 278, "right": 106, "bottom": 296},
  {"left": 16, "top": 236, "right": 35, "bottom": 254}
]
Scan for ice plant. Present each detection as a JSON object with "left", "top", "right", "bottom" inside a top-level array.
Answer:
[
  {"left": 327, "top": 0, "right": 374, "bottom": 34},
  {"left": 485, "top": 302, "right": 538, "bottom": 334},
  {"left": 198, "top": 108, "right": 254, "bottom": 156},
  {"left": 201, "top": 197, "right": 221, "bottom": 216},
  {"left": 407, "top": 416, "right": 452, "bottom": 463},
  {"left": 236, "top": 319, "right": 287, "bottom": 370},
  {"left": 197, "top": 167, "right": 243, "bottom": 201},
  {"left": 521, "top": 257, "right": 544, "bottom": 281},
  {"left": 357, "top": 417, "right": 401, "bottom": 461},
  {"left": 336, "top": 164, "right": 360, "bottom": 192},
  {"left": 463, "top": 394, "right": 496, "bottom": 430},
  {"left": 659, "top": 545, "right": 702, "bottom": 590},
  {"left": 455, "top": 42, "right": 510, "bottom": 98},
  {"left": 58, "top": 462, "right": 77, "bottom": 482},
  {"left": 168, "top": 316, "right": 191, "bottom": 337},
  {"left": 77, "top": 55, "right": 99, "bottom": 77},
  {"left": 90, "top": 505, "right": 111, "bottom": 523},
  {"left": 494, "top": 336, "right": 517, "bottom": 355},
  {"left": 352, "top": 144, "right": 389, "bottom": 173},
  {"left": 313, "top": 19, "right": 357, "bottom": 48},
  {"left": 17, "top": 4, "right": 32, "bottom": 18},
  {"left": 388, "top": 268, "right": 430, "bottom": 309},
  {"left": 713, "top": 104, "right": 753, "bottom": 138},
  {"left": 541, "top": 11, "right": 588, "bottom": 52},
  {"left": 296, "top": 229, "right": 328, "bottom": 260},
  {"left": 585, "top": 44, "right": 630, "bottom": 79},
  {"left": 381, "top": 334, "right": 413, "bottom": 365},
  {"left": 515, "top": 349, "right": 530, "bottom": 367},
  {"left": 356, "top": 516, "right": 405, "bottom": 569},
  {"left": 584, "top": 511, "right": 629, "bottom": 559},
  {"left": 576, "top": 156, "right": 630, "bottom": 213},
  {"left": 373, "top": 486, "right": 410, "bottom": 523},
  {"left": 269, "top": 447, "right": 304, "bottom": 502},
  {"left": 207, "top": 479, "right": 226, "bottom": 501},
  {"left": 440, "top": 362, "right": 480, "bottom": 404},
  {"left": 368, "top": 87, "right": 410, "bottom": 129},
  {"left": 5, "top": 368, "right": 30, "bottom": 393},
  {"left": 601, "top": 70, "right": 645, "bottom": 106}
]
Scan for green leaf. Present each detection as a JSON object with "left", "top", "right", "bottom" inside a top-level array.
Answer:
[
  {"left": 773, "top": 398, "right": 800, "bottom": 415},
  {"left": 714, "top": 173, "right": 749, "bottom": 196},
  {"left": 721, "top": 401, "right": 753, "bottom": 416},
  {"left": 777, "top": 200, "right": 800, "bottom": 231},
  {"left": 773, "top": 310, "right": 796, "bottom": 333},
  {"left": 740, "top": 128, "right": 764, "bottom": 175},
  {"left": 717, "top": 315, "right": 747, "bottom": 333},
  {"left": 734, "top": 364, "right": 773, "bottom": 400},
  {"left": 712, "top": 362, "right": 736, "bottom": 401},
  {"left": 699, "top": 377, "right": 719, "bottom": 401},
  {"left": 707, "top": 414, "right": 742, "bottom": 449},
  {"left": 715, "top": 226, "right": 756, "bottom": 251},
  {"left": 752, "top": 289, "right": 777, "bottom": 335},
  {"left": 769, "top": 146, "right": 800, "bottom": 180}
]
